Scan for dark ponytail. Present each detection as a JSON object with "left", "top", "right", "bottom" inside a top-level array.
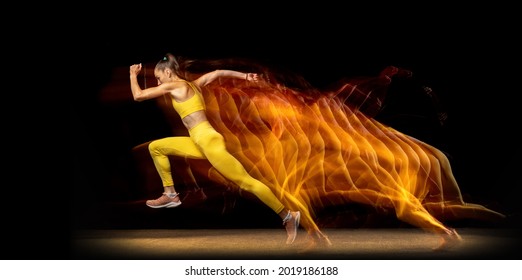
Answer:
[{"left": 155, "top": 53, "right": 188, "bottom": 79}]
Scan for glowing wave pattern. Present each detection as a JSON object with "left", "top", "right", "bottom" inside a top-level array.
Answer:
[{"left": 197, "top": 67, "right": 504, "bottom": 239}]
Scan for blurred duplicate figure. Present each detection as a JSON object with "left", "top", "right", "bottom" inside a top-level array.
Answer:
[{"left": 129, "top": 53, "right": 301, "bottom": 245}]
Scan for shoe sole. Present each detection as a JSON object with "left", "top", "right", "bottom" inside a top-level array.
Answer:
[
  {"left": 146, "top": 201, "right": 182, "bottom": 209},
  {"left": 287, "top": 211, "right": 301, "bottom": 244}
]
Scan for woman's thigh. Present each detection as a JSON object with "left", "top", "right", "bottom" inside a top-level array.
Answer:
[{"left": 149, "top": 137, "right": 205, "bottom": 159}]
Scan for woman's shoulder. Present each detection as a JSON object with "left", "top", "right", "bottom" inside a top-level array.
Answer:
[
  {"left": 161, "top": 80, "right": 190, "bottom": 96},
  {"left": 173, "top": 79, "right": 197, "bottom": 88},
  {"left": 164, "top": 80, "right": 190, "bottom": 89}
]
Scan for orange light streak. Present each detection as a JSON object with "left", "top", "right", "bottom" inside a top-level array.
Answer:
[{"left": 198, "top": 69, "right": 504, "bottom": 242}]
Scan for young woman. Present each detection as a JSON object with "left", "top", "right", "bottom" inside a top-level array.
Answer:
[{"left": 129, "top": 53, "right": 301, "bottom": 244}]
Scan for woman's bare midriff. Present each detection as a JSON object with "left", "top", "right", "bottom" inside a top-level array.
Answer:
[{"left": 182, "top": 110, "right": 208, "bottom": 130}]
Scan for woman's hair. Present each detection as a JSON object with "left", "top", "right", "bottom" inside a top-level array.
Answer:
[
  {"left": 154, "top": 52, "right": 323, "bottom": 100},
  {"left": 155, "top": 53, "right": 185, "bottom": 79}
]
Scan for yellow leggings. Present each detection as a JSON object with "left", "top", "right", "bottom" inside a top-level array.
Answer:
[{"left": 148, "top": 121, "right": 285, "bottom": 214}]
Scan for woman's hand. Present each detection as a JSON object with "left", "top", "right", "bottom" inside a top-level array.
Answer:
[
  {"left": 130, "top": 63, "right": 142, "bottom": 76},
  {"left": 246, "top": 73, "right": 260, "bottom": 82}
]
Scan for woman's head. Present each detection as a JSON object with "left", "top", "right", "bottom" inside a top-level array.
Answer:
[
  {"left": 155, "top": 53, "right": 179, "bottom": 72},
  {"left": 154, "top": 53, "right": 186, "bottom": 84}
]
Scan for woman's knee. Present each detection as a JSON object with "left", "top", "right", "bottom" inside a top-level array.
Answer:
[
  {"left": 148, "top": 140, "right": 162, "bottom": 156},
  {"left": 237, "top": 183, "right": 255, "bottom": 193},
  {"left": 237, "top": 180, "right": 270, "bottom": 195}
]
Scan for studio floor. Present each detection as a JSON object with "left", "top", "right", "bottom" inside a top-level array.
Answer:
[{"left": 70, "top": 227, "right": 522, "bottom": 260}]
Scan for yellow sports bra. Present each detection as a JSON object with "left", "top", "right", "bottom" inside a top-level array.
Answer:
[{"left": 171, "top": 80, "right": 206, "bottom": 118}]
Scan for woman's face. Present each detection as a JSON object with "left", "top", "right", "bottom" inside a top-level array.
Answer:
[{"left": 154, "top": 69, "right": 170, "bottom": 85}]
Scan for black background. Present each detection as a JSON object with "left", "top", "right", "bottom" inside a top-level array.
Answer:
[{"left": 67, "top": 3, "right": 522, "bottom": 259}]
